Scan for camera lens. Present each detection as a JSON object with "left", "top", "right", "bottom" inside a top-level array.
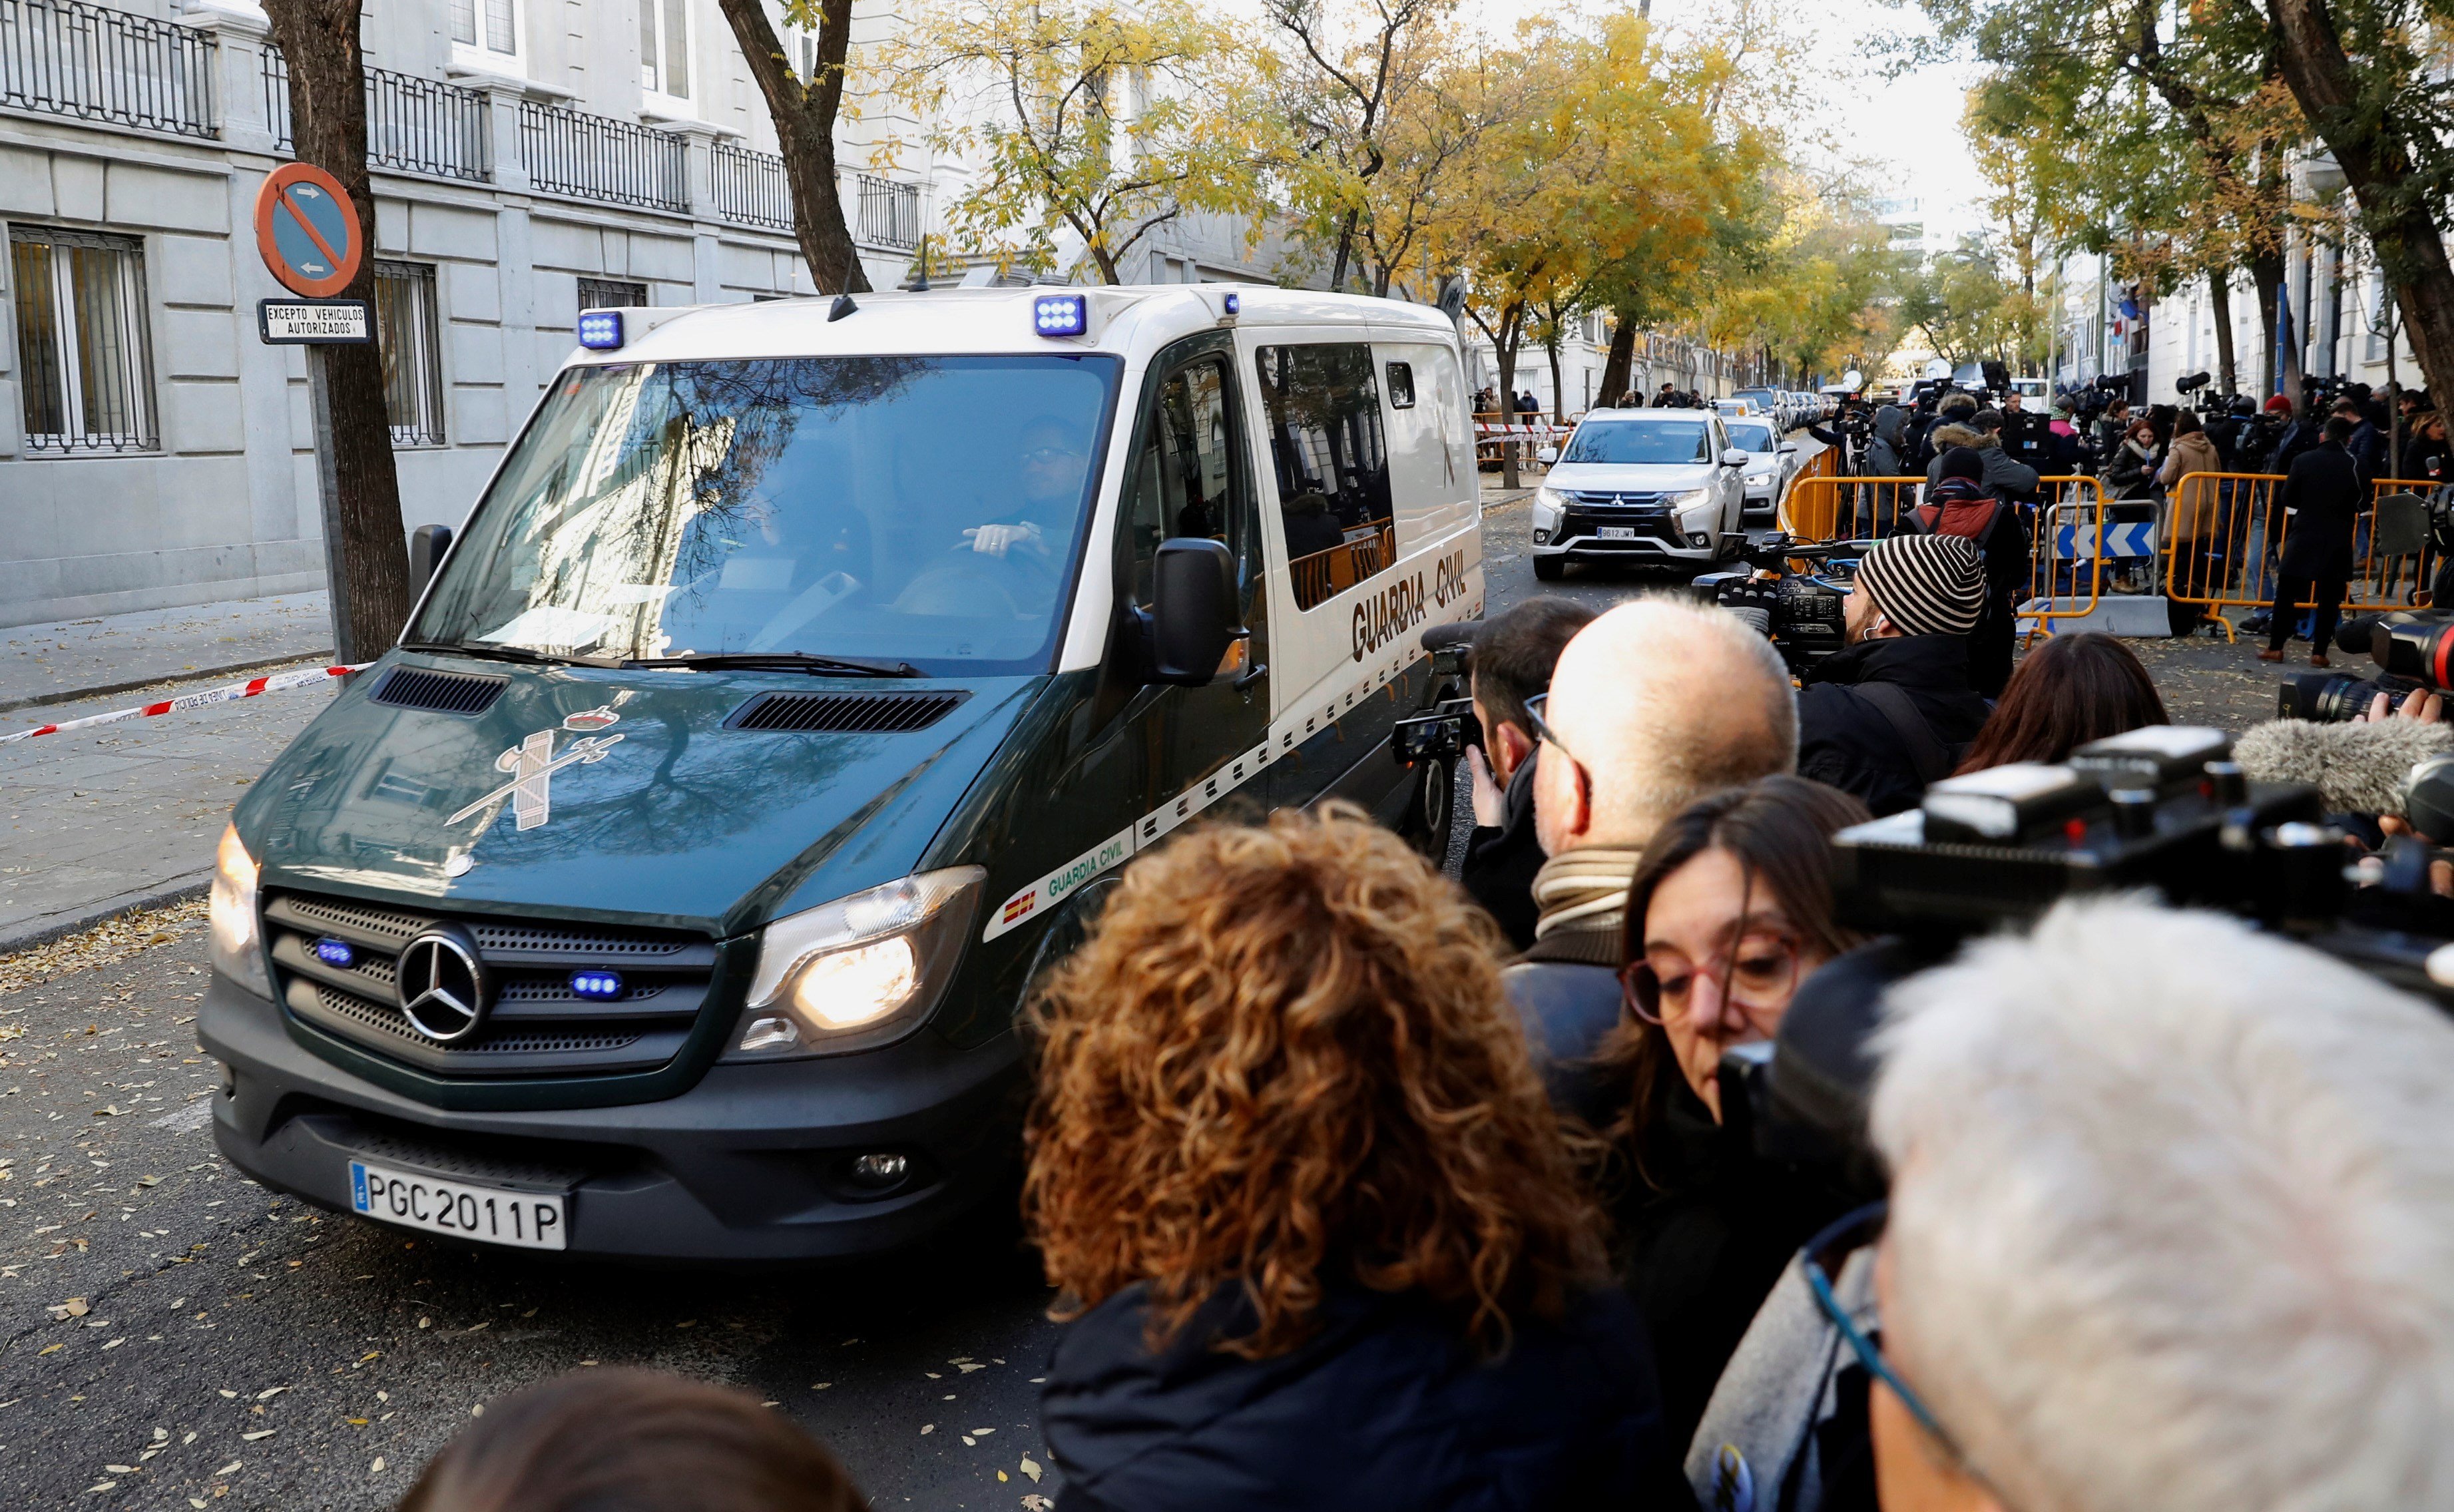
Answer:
[
  {"left": 2279, "top": 672, "right": 2389, "bottom": 722},
  {"left": 2376, "top": 616, "right": 2454, "bottom": 692}
]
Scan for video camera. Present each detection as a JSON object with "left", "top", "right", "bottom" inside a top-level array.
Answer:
[
  {"left": 2279, "top": 609, "right": 2454, "bottom": 722},
  {"left": 1390, "top": 638, "right": 1483, "bottom": 764},
  {"left": 2175, "top": 370, "right": 2232, "bottom": 418},
  {"left": 1716, "top": 724, "right": 2454, "bottom": 1200},
  {"left": 2065, "top": 372, "right": 2132, "bottom": 423},
  {"left": 1690, "top": 534, "right": 1860, "bottom": 672}
]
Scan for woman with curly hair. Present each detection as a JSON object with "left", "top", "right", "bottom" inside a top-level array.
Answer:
[{"left": 1029, "top": 804, "right": 1676, "bottom": 1512}]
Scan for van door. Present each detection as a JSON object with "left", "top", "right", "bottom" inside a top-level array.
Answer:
[{"left": 1115, "top": 335, "right": 1273, "bottom": 836}]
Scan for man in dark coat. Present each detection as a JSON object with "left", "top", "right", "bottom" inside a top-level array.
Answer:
[
  {"left": 2333, "top": 397, "right": 2386, "bottom": 489},
  {"left": 1795, "top": 534, "right": 1994, "bottom": 816},
  {"left": 1428, "top": 597, "right": 1597, "bottom": 951},
  {"left": 2258, "top": 415, "right": 2364, "bottom": 667}
]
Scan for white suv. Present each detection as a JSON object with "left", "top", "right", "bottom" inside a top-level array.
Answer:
[{"left": 1529, "top": 407, "right": 1748, "bottom": 580}]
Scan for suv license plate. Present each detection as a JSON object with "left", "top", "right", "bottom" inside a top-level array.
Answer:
[
  {"left": 350, "top": 1160, "right": 567, "bottom": 1251},
  {"left": 1596, "top": 526, "right": 1637, "bottom": 540}
]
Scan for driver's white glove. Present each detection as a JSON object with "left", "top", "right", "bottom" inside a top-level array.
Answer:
[{"left": 965, "top": 522, "right": 1041, "bottom": 557}]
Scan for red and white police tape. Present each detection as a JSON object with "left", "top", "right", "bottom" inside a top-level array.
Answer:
[
  {"left": 1472, "top": 419, "right": 1571, "bottom": 437},
  {"left": 0, "top": 662, "right": 369, "bottom": 747}
]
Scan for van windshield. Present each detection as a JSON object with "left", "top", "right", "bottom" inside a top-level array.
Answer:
[
  {"left": 1563, "top": 419, "right": 1710, "bottom": 465},
  {"left": 410, "top": 355, "right": 1121, "bottom": 674}
]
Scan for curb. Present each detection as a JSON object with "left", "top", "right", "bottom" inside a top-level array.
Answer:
[
  {"left": 0, "top": 649, "right": 335, "bottom": 718},
  {"left": 0, "top": 872, "right": 214, "bottom": 959}
]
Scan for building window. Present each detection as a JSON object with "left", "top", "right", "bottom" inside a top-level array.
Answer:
[
  {"left": 451, "top": 0, "right": 523, "bottom": 71},
  {"left": 1256, "top": 343, "right": 1393, "bottom": 612},
  {"left": 373, "top": 261, "right": 445, "bottom": 447},
  {"left": 10, "top": 227, "right": 155, "bottom": 455},
  {"left": 641, "top": 0, "right": 692, "bottom": 104},
  {"left": 579, "top": 276, "right": 649, "bottom": 312}
]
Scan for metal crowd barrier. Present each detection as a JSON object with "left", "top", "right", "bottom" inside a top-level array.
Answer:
[{"left": 2160, "top": 473, "right": 2438, "bottom": 638}]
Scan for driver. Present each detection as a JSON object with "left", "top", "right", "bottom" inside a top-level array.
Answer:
[{"left": 965, "top": 417, "right": 1089, "bottom": 559}]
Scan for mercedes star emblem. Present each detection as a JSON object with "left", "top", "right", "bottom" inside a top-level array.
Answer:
[{"left": 394, "top": 927, "right": 489, "bottom": 1043}]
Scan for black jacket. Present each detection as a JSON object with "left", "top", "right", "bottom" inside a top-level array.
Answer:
[
  {"left": 1614, "top": 1059, "right": 1857, "bottom": 1458},
  {"left": 1041, "top": 1280, "right": 1681, "bottom": 1512},
  {"left": 1796, "top": 636, "right": 1993, "bottom": 817},
  {"left": 1501, "top": 913, "right": 1626, "bottom": 1129},
  {"left": 2277, "top": 440, "right": 2363, "bottom": 581},
  {"left": 1462, "top": 752, "right": 1546, "bottom": 951},
  {"left": 2347, "top": 419, "right": 2386, "bottom": 487}
]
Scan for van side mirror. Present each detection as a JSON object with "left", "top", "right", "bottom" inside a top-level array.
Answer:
[
  {"left": 1142, "top": 538, "right": 1246, "bottom": 686},
  {"left": 408, "top": 523, "right": 454, "bottom": 590}
]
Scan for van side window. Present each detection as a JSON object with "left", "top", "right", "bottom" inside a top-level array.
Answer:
[
  {"left": 1256, "top": 344, "right": 1393, "bottom": 612},
  {"left": 1122, "top": 356, "right": 1242, "bottom": 609},
  {"left": 1385, "top": 362, "right": 1416, "bottom": 408}
]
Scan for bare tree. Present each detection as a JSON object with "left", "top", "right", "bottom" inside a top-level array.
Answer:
[
  {"left": 716, "top": 0, "right": 871, "bottom": 293},
  {"left": 259, "top": 0, "right": 411, "bottom": 662}
]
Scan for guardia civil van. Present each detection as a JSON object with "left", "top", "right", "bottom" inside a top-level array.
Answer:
[{"left": 199, "top": 285, "right": 1482, "bottom": 1261}]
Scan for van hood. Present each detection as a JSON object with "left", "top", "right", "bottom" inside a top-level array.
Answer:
[
  {"left": 1544, "top": 461, "right": 1721, "bottom": 493},
  {"left": 232, "top": 654, "right": 1040, "bottom": 937}
]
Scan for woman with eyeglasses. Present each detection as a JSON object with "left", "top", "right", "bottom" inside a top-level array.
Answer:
[{"left": 1596, "top": 775, "right": 1870, "bottom": 1453}]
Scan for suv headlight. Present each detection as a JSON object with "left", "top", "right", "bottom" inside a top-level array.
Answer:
[
  {"left": 1533, "top": 485, "right": 1567, "bottom": 523},
  {"left": 208, "top": 824, "right": 272, "bottom": 999},
  {"left": 725, "top": 866, "right": 985, "bottom": 1060}
]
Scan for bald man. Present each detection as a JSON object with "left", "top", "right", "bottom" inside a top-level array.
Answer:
[{"left": 1503, "top": 597, "right": 1797, "bottom": 1120}]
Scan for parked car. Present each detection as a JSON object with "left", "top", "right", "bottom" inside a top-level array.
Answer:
[
  {"left": 1528, "top": 406, "right": 1749, "bottom": 580},
  {"left": 1722, "top": 415, "right": 1799, "bottom": 522}
]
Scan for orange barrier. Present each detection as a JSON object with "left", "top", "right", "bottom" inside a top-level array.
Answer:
[
  {"left": 2161, "top": 472, "right": 2434, "bottom": 639},
  {"left": 1780, "top": 474, "right": 1923, "bottom": 541},
  {"left": 1290, "top": 523, "right": 1397, "bottom": 611}
]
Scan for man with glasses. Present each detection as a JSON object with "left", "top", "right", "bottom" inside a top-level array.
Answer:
[
  {"left": 1726, "top": 898, "right": 2454, "bottom": 1512},
  {"left": 1501, "top": 598, "right": 1795, "bottom": 1118},
  {"left": 965, "top": 415, "right": 1091, "bottom": 559}
]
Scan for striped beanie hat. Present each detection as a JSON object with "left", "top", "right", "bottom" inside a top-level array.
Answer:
[{"left": 1855, "top": 534, "right": 1985, "bottom": 637}]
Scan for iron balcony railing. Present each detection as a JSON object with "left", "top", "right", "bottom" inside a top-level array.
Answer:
[
  {"left": 856, "top": 172, "right": 920, "bottom": 250},
  {"left": 0, "top": 0, "right": 216, "bottom": 139},
  {"left": 710, "top": 138, "right": 790, "bottom": 230},
  {"left": 263, "top": 49, "right": 489, "bottom": 183},
  {"left": 519, "top": 99, "right": 686, "bottom": 213}
]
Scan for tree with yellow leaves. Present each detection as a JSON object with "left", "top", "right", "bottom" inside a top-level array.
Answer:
[{"left": 883, "top": 0, "right": 1281, "bottom": 284}]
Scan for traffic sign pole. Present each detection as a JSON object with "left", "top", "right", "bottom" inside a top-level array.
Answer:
[{"left": 254, "top": 162, "right": 372, "bottom": 661}]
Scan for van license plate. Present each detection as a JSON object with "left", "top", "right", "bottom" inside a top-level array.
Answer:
[
  {"left": 1596, "top": 526, "right": 1637, "bottom": 540},
  {"left": 349, "top": 1160, "right": 567, "bottom": 1251}
]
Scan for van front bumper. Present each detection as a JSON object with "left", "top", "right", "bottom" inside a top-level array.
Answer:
[{"left": 196, "top": 975, "right": 1026, "bottom": 1264}]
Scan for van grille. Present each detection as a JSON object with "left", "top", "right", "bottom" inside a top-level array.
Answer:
[
  {"left": 369, "top": 666, "right": 507, "bottom": 716},
  {"left": 263, "top": 890, "right": 717, "bottom": 1081},
  {"left": 725, "top": 690, "right": 968, "bottom": 734}
]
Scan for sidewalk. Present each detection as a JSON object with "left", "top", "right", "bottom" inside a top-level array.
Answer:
[
  {"left": 1, "top": 592, "right": 341, "bottom": 953},
  {"left": 1, "top": 591, "right": 332, "bottom": 714}
]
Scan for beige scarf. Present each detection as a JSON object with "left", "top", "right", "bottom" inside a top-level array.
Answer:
[{"left": 1529, "top": 846, "right": 1646, "bottom": 942}]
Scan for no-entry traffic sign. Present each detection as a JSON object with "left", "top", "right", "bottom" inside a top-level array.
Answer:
[{"left": 254, "top": 162, "right": 362, "bottom": 298}]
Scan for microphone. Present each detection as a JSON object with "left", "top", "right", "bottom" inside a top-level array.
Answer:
[{"left": 2233, "top": 718, "right": 2454, "bottom": 819}]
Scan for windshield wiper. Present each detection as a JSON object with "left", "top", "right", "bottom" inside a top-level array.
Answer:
[
  {"left": 620, "top": 651, "right": 923, "bottom": 678},
  {"left": 400, "top": 641, "right": 621, "bottom": 668}
]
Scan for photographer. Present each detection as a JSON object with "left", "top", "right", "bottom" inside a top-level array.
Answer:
[
  {"left": 1853, "top": 898, "right": 2454, "bottom": 1512},
  {"left": 1796, "top": 535, "right": 1993, "bottom": 816},
  {"left": 2257, "top": 415, "right": 2363, "bottom": 668},
  {"left": 1433, "top": 597, "right": 1598, "bottom": 949},
  {"left": 1919, "top": 413, "right": 2039, "bottom": 505},
  {"left": 1909, "top": 393, "right": 1979, "bottom": 473}
]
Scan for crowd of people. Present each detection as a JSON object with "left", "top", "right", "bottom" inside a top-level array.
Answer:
[{"left": 386, "top": 569, "right": 2454, "bottom": 1512}]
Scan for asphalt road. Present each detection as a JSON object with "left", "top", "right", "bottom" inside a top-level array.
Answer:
[{"left": 3, "top": 459, "right": 2288, "bottom": 1510}]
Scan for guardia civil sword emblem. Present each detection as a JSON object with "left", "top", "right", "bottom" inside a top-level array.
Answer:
[{"left": 448, "top": 697, "right": 628, "bottom": 832}]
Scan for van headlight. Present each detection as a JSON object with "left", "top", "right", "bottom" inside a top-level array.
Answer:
[
  {"left": 208, "top": 824, "right": 272, "bottom": 999},
  {"left": 725, "top": 866, "right": 985, "bottom": 1059}
]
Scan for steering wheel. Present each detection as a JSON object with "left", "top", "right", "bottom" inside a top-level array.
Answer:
[{"left": 893, "top": 555, "right": 1028, "bottom": 619}]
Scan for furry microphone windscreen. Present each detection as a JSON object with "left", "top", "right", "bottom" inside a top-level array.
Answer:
[{"left": 2232, "top": 718, "right": 2454, "bottom": 817}]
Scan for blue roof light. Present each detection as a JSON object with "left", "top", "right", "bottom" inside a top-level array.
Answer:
[
  {"left": 577, "top": 310, "right": 625, "bottom": 350},
  {"left": 1222, "top": 292, "right": 1240, "bottom": 315},
  {"left": 1033, "top": 293, "right": 1087, "bottom": 338},
  {"left": 570, "top": 969, "right": 624, "bottom": 1001}
]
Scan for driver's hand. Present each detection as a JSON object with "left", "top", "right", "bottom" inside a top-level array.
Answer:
[
  {"left": 965, "top": 522, "right": 1041, "bottom": 557},
  {"left": 1467, "top": 746, "right": 1507, "bottom": 828}
]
